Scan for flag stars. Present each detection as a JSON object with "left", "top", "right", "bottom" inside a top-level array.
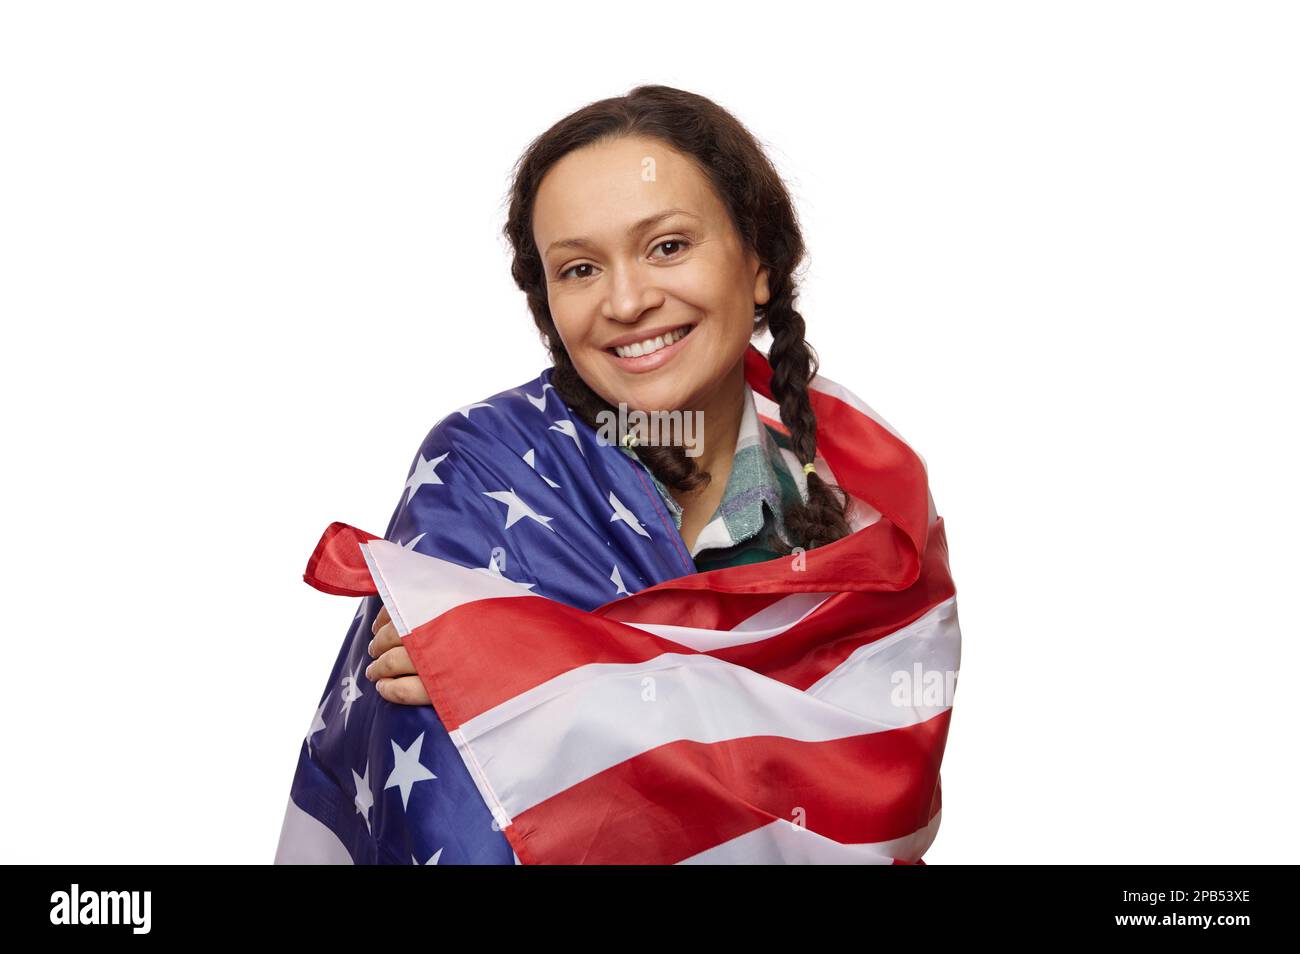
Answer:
[
  {"left": 404, "top": 452, "right": 449, "bottom": 505},
  {"left": 608, "top": 491, "right": 650, "bottom": 538},
  {"left": 477, "top": 551, "right": 536, "bottom": 591},
  {"left": 611, "top": 564, "right": 630, "bottom": 596},
  {"left": 522, "top": 448, "right": 561, "bottom": 489},
  {"left": 399, "top": 532, "right": 427, "bottom": 551},
  {"left": 340, "top": 657, "right": 365, "bottom": 730},
  {"left": 352, "top": 761, "right": 374, "bottom": 833},
  {"left": 446, "top": 401, "right": 493, "bottom": 420},
  {"left": 305, "top": 692, "right": 330, "bottom": 757},
  {"left": 525, "top": 384, "right": 554, "bottom": 412},
  {"left": 548, "top": 419, "right": 584, "bottom": 455},
  {"left": 385, "top": 733, "right": 437, "bottom": 811},
  {"left": 483, "top": 489, "right": 556, "bottom": 531}
]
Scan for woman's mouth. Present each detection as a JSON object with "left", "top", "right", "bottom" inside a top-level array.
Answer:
[{"left": 604, "top": 324, "right": 695, "bottom": 374}]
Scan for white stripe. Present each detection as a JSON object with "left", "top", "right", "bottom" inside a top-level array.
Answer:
[
  {"left": 458, "top": 596, "right": 960, "bottom": 820},
  {"left": 807, "top": 596, "right": 960, "bottom": 704},
  {"left": 623, "top": 592, "right": 834, "bottom": 651},
  {"left": 273, "top": 796, "right": 355, "bottom": 864},
  {"left": 447, "top": 724, "right": 514, "bottom": 833},
  {"left": 735, "top": 590, "right": 835, "bottom": 632},
  {"left": 678, "top": 809, "right": 942, "bottom": 865},
  {"left": 361, "top": 538, "right": 539, "bottom": 636},
  {"left": 362, "top": 541, "right": 852, "bottom": 651},
  {"left": 846, "top": 494, "right": 884, "bottom": 532}
]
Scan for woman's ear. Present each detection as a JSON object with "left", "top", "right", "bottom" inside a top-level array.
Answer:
[{"left": 753, "top": 262, "right": 771, "bottom": 309}]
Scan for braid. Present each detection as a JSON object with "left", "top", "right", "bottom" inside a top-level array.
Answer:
[{"left": 761, "top": 299, "right": 854, "bottom": 552}]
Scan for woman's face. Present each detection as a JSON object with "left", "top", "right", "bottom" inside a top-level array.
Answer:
[{"left": 532, "top": 135, "right": 770, "bottom": 414}]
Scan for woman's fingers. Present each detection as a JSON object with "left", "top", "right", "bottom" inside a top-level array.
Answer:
[
  {"left": 365, "top": 604, "right": 429, "bottom": 704},
  {"left": 375, "top": 675, "right": 430, "bottom": 706},
  {"left": 368, "top": 616, "right": 400, "bottom": 658},
  {"left": 366, "top": 645, "right": 414, "bottom": 681}
]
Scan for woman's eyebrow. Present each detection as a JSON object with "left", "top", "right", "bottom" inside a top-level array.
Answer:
[{"left": 545, "top": 208, "right": 700, "bottom": 256}]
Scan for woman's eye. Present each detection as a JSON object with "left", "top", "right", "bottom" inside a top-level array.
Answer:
[
  {"left": 651, "top": 238, "right": 691, "bottom": 260},
  {"left": 557, "top": 240, "right": 689, "bottom": 281},
  {"left": 559, "top": 263, "right": 595, "bottom": 281}
]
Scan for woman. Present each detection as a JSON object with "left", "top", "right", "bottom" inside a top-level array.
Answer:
[
  {"left": 277, "top": 84, "right": 958, "bottom": 864},
  {"left": 367, "top": 86, "right": 856, "bottom": 704}
]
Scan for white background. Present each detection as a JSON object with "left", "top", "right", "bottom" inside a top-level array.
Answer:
[{"left": 1, "top": 1, "right": 1296, "bottom": 864}]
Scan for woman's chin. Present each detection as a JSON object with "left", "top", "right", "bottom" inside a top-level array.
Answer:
[{"left": 611, "top": 372, "right": 707, "bottom": 414}]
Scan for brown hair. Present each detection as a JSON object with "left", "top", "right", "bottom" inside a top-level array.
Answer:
[{"left": 503, "top": 84, "right": 852, "bottom": 552}]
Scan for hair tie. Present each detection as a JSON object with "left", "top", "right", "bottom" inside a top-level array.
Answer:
[{"left": 802, "top": 462, "right": 817, "bottom": 475}]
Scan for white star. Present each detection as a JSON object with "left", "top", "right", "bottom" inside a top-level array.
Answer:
[
  {"left": 483, "top": 489, "right": 556, "bottom": 531},
  {"left": 399, "top": 532, "right": 427, "bottom": 551},
  {"left": 385, "top": 733, "right": 437, "bottom": 811},
  {"left": 549, "top": 419, "right": 584, "bottom": 455},
  {"left": 412, "top": 848, "right": 444, "bottom": 865},
  {"left": 404, "top": 452, "right": 449, "bottom": 505},
  {"left": 611, "top": 564, "right": 630, "bottom": 596},
  {"left": 453, "top": 401, "right": 493, "bottom": 419},
  {"left": 608, "top": 491, "right": 650, "bottom": 538},
  {"left": 340, "top": 657, "right": 365, "bottom": 730},
  {"left": 352, "top": 761, "right": 374, "bottom": 833},
  {"left": 476, "top": 551, "right": 537, "bottom": 591},
  {"left": 525, "top": 384, "right": 554, "bottom": 412},
  {"left": 305, "top": 691, "right": 330, "bottom": 757},
  {"left": 521, "top": 448, "right": 561, "bottom": 489}
]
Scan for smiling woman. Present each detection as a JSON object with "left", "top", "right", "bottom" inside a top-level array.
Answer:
[
  {"left": 506, "top": 88, "right": 855, "bottom": 556},
  {"left": 275, "top": 84, "right": 961, "bottom": 866}
]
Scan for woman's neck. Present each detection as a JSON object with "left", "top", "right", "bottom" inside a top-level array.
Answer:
[
  {"left": 668, "top": 356, "right": 747, "bottom": 523},
  {"left": 692, "top": 358, "right": 747, "bottom": 477}
]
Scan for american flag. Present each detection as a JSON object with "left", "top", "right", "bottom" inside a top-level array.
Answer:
[{"left": 275, "top": 344, "right": 960, "bottom": 864}]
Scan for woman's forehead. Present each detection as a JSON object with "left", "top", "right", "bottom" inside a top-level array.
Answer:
[{"left": 533, "top": 138, "right": 723, "bottom": 248}]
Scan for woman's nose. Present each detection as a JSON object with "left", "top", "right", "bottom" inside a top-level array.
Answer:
[{"left": 601, "top": 263, "right": 665, "bottom": 323}]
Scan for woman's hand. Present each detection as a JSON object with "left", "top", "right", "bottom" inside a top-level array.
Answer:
[{"left": 364, "top": 604, "right": 431, "bottom": 705}]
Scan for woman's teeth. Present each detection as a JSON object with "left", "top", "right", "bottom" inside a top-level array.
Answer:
[{"left": 611, "top": 325, "right": 691, "bottom": 359}]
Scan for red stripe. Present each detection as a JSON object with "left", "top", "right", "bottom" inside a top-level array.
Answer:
[
  {"left": 607, "top": 516, "right": 927, "bottom": 600},
  {"left": 303, "top": 521, "right": 380, "bottom": 597},
  {"left": 504, "top": 710, "right": 951, "bottom": 865},
  {"left": 403, "top": 520, "right": 955, "bottom": 724},
  {"left": 744, "top": 344, "right": 930, "bottom": 580},
  {"left": 403, "top": 582, "right": 952, "bottom": 729},
  {"left": 714, "top": 524, "right": 954, "bottom": 690}
]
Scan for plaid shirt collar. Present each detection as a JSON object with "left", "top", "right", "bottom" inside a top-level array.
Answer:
[{"left": 619, "top": 386, "right": 805, "bottom": 559}]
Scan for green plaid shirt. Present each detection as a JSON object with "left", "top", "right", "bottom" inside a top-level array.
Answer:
[{"left": 618, "top": 387, "right": 807, "bottom": 571}]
